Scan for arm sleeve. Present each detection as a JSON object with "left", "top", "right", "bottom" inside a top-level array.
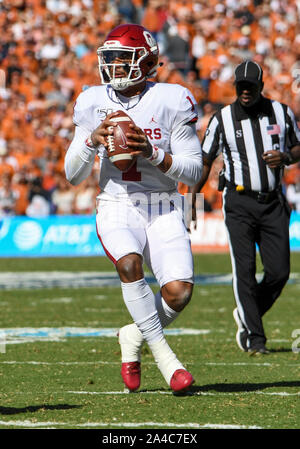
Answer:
[
  {"left": 64, "top": 125, "right": 98, "bottom": 185},
  {"left": 164, "top": 122, "right": 203, "bottom": 186}
]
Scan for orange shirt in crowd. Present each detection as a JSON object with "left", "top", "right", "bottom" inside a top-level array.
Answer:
[
  {"left": 0, "top": 161, "right": 14, "bottom": 179},
  {"left": 208, "top": 79, "right": 236, "bottom": 105},
  {"left": 196, "top": 53, "right": 221, "bottom": 80},
  {"left": 0, "top": 0, "right": 299, "bottom": 216},
  {"left": 13, "top": 183, "right": 29, "bottom": 215}
]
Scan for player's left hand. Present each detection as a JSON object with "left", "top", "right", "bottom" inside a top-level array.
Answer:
[
  {"left": 262, "top": 150, "right": 285, "bottom": 168},
  {"left": 125, "top": 124, "right": 152, "bottom": 159}
]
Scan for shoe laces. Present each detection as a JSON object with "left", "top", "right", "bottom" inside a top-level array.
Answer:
[{"left": 126, "top": 362, "right": 140, "bottom": 375}]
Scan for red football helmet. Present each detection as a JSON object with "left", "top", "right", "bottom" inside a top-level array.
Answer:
[{"left": 97, "top": 24, "right": 159, "bottom": 91}]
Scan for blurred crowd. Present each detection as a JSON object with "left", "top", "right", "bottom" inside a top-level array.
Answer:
[{"left": 0, "top": 0, "right": 300, "bottom": 218}]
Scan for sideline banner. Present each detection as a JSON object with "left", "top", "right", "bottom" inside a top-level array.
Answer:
[
  {"left": 190, "top": 212, "right": 229, "bottom": 253},
  {"left": 0, "top": 212, "right": 299, "bottom": 257},
  {"left": 190, "top": 211, "right": 300, "bottom": 253},
  {"left": 0, "top": 215, "right": 104, "bottom": 257},
  {"left": 289, "top": 211, "right": 300, "bottom": 251}
]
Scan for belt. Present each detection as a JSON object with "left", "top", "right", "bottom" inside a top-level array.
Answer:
[{"left": 225, "top": 181, "right": 279, "bottom": 204}]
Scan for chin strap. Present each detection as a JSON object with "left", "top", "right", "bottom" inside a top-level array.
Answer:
[
  {"left": 112, "top": 76, "right": 146, "bottom": 91},
  {"left": 147, "top": 61, "right": 163, "bottom": 79}
]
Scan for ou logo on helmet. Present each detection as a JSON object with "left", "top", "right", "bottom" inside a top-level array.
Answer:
[{"left": 143, "top": 31, "right": 157, "bottom": 50}]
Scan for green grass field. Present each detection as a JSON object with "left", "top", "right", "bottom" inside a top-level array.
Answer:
[{"left": 0, "top": 253, "right": 299, "bottom": 430}]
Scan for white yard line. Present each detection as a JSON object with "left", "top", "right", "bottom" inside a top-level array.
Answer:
[
  {"left": 1, "top": 360, "right": 300, "bottom": 367},
  {"left": 0, "top": 419, "right": 262, "bottom": 429},
  {"left": 66, "top": 390, "right": 300, "bottom": 397},
  {"left": 2, "top": 389, "right": 299, "bottom": 397},
  {"left": 0, "top": 361, "right": 118, "bottom": 365}
]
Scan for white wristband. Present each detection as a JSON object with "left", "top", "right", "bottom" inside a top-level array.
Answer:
[
  {"left": 85, "top": 136, "right": 97, "bottom": 150},
  {"left": 147, "top": 146, "right": 165, "bottom": 166}
]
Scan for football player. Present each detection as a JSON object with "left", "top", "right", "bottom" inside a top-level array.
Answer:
[{"left": 65, "top": 24, "right": 202, "bottom": 392}]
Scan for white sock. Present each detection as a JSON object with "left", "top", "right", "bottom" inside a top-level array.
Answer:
[
  {"left": 120, "top": 282, "right": 183, "bottom": 384},
  {"left": 120, "top": 291, "right": 179, "bottom": 353},
  {"left": 121, "top": 278, "right": 163, "bottom": 344},
  {"left": 118, "top": 323, "right": 144, "bottom": 363},
  {"left": 149, "top": 337, "right": 185, "bottom": 385},
  {"left": 155, "top": 291, "right": 179, "bottom": 328}
]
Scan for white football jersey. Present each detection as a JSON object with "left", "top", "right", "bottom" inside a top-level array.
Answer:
[{"left": 73, "top": 82, "right": 198, "bottom": 196}]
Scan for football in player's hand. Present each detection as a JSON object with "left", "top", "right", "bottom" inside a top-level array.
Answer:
[{"left": 106, "top": 110, "right": 137, "bottom": 172}]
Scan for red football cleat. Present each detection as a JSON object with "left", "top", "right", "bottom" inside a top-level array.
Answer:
[
  {"left": 170, "top": 369, "right": 194, "bottom": 392},
  {"left": 121, "top": 361, "right": 141, "bottom": 392}
]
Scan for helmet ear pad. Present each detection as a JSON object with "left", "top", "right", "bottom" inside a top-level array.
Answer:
[{"left": 140, "top": 54, "right": 158, "bottom": 78}]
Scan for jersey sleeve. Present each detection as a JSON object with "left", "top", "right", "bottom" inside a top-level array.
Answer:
[
  {"left": 173, "top": 87, "right": 198, "bottom": 129},
  {"left": 72, "top": 88, "right": 96, "bottom": 133}
]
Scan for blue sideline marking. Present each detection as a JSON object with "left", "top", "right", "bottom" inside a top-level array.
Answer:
[
  {"left": 0, "top": 272, "right": 298, "bottom": 290},
  {"left": 1, "top": 327, "right": 209, "bottom": 339}
]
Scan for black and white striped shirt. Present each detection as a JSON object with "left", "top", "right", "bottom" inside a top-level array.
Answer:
[{"left": 202, "top": 97, "right": 300, "bottom": 192}]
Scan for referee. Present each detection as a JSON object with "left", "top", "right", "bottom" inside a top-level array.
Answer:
[{"left": 191, "top": 60, "right": 300, "bottom": 354}]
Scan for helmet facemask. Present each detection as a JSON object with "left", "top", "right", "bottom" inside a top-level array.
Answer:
[{"left": 97, "top": 44, "right": 157, "bottom": 91}]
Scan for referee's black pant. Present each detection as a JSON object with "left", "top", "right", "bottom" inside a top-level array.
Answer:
[{"left": 223, "top": 187, "right": 290, "bottom": 349}]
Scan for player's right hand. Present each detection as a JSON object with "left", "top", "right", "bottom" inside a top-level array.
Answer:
[{"left": 90, "top": 112, "right": 119, "bottom": 148}]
